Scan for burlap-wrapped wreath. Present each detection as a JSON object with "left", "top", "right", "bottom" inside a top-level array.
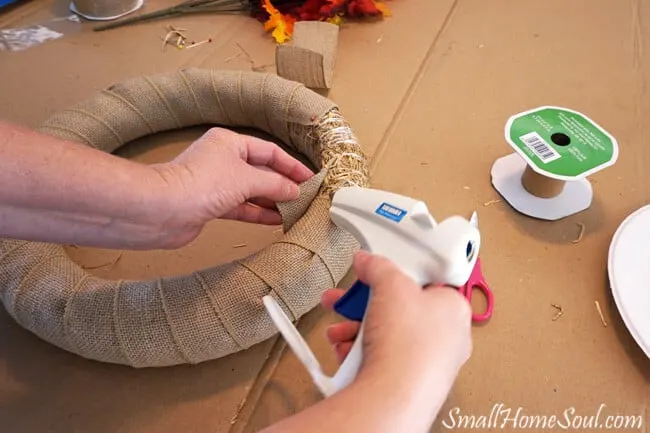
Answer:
[{"left": 0, "top": 68, "right": 369, "bottom": 368}]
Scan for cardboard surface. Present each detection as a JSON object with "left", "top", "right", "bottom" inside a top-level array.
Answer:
[{"left": 1, "top": 0, "right": 650, "bottom": 432}]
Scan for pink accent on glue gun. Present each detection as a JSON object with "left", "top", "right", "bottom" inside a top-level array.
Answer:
[{"left": 458, "top": 257, "right": 494, "bottom": 322}]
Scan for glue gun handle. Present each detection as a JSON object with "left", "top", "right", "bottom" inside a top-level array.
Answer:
[
  {"left": 333, "top": 280, "right": 370, "bottom": 322},
  {"left": 329, "top": 323, "right": 366, "bottom": 395}
]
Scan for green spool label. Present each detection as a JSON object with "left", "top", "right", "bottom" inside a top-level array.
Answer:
[{"left": 505, "top": 106, "right": 618, "bottom": 180}]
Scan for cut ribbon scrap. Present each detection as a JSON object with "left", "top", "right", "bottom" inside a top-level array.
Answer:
[{"left": 259, "top": 0, "right": 392, "bottom": 43}]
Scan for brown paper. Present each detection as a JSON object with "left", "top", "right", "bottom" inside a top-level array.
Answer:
[{"left": 2, "top": 1, "right": 649, "bottom": 432}]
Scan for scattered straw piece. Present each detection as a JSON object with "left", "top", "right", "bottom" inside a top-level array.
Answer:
[
  {"left": 273, "top": 229, "right": 283, "bottom": 233},
  {"left": 595, "top": 300, "right": 607, "bottom": 327},
  {"left": 160, "top": 25, "right": 188, "bottom": 52},
  {"left": 233, "top": 243, "right": 247, "bottom": 248},
  {"left": 82, "top": 252, "right": 123, "bottom": 270},
  {"left": 185, "top": 38, "right": 212, "bottom": 50},
  {"left": 235, "top": 42, "right": 273, "bottom": 72},
  {"left": 483, "top": 199, "right": 501, "bottom": 207},
  {"left": 224, "top": 51, "right": 243, "bottom": 63},
  {"left": 572, "top": 223, "right": 585, "bottom": 244},
  {"left": 230, "top": 392, "right": 249, "bottom": 425},
  {"left": 551, "top": 303, "right": 563, "bottom": 321}
]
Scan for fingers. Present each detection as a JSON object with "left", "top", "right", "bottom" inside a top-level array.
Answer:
[
  {"left": 321, "top": 288, "right": 346, "bottom": 310},
  {"left": 249, "top": 197, "right": 278, "bottom": 211},
  {"left": 244, "top": 165, "right": 305, "bottom": 203},
  {"left": 353, "top": 250, "right": 420, "bottom": 295},
  {"left": 322, "top": 290, "right": 360, "bottom": 364},
  {"left": 328, "top": 322, "right": 358, "bottom": 364},
  {"left": 326, "top": 321, "right": 360, "bottom": 344},
  {"left": 248, "top": 167, "right": 291, "bottom": 209},
  {"left": 221, "top": 203, "right": 282, "bottom": 225},
  {"left": 238, "top": 134, "right": 313, "bottom": 184},
  {"left": 334, "top": 342, "right": 354, "bottom": 364}
]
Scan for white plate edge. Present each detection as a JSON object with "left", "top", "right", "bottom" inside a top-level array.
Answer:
[{"left": 607, "top": 204, "right": 650, "bottom": 359}]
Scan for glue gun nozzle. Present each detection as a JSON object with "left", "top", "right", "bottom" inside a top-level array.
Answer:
[{"left": 470, "top": 211, "right": 478, "bottom": 228}]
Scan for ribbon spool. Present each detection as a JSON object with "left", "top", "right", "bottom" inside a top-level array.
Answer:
[
  {"left": 521, "top": 165, "right": 566, "bottom": 198},
  {"left": 491, "top": 106, "right": 618, "bottom": 221},
  {"left": 70, "top": 0, "right": 143, "bottom": 21}
]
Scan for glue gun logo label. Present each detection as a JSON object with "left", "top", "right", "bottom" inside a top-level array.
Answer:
[{"left": 375, "top": 202, "right": 407, "bottom": 222}]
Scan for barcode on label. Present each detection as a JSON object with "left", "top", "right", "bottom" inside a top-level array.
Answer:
[{"left": 519, "top": 132, "right": 561, "bottom": 163}]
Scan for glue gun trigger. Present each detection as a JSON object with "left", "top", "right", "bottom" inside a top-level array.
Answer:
[{"left": 333, "top": 280, "right": 370, "bottom": 322}]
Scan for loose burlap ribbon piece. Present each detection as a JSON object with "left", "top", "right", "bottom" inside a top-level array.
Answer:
[{"left": 0, "top": 69, "right": 369, "bottom": 367}]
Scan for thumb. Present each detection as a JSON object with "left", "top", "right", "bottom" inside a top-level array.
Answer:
[
  {"left": 244, "top": 166, "right": 300, "bottom": 203},
  {"left": 353, "top": 251, "right": 420, "bottom": 295}
]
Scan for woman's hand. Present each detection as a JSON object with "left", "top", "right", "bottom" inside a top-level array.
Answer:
[
  {"left": 261, "top": 253, "right": 472, "bottom": 433},
  {"left": 321, "top": 251, "right": 473, "bottom": 389},
  {"left": 150, "top": 127, "right": 313, "bottom": 248},
  {"left": 259, "top": 251, "right": 474, "bottom": 433},
  {"left": 0, "top": 121, "right": 312, "bottom": 250}
]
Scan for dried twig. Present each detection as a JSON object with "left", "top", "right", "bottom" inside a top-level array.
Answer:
[
  {"left": 82, "top": 252, "right": 124, "bottom": 270},
  {"left": 551, "top": 303, "right": 563, "bottom": 321},
  {"left": 235, "top": 42, "right": 273, "bottom": 72},
  {"left": 233, "top": 243, "right": 247, "bottom": 248},
  {"left": 572, "top": 223, "right": 585, "bottom": 243},
  {"left": 594, "top": 301, "right": 607, "bottom": 327},
  {"left": 185, "top": 38, "right": 212, "bottom": 49},
  {"left": 483, "top": 199, "right": 501, "bottom": 207}
]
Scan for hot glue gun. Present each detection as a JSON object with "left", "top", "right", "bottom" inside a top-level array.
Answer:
[{"left": 262, "top": 187, "right": 481, "bottom": 397}]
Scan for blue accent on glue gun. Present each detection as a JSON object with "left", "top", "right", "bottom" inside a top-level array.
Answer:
[
  {"left": 333, "top": 280, "right": 370, "bottom": 321},
  {"left": 375, "top": 202, "right": 407, "bottom": 222}
]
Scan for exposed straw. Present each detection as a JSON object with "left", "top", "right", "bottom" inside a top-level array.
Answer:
[{"left": 315, "top": 109, "right": 370, "bottom": 197}]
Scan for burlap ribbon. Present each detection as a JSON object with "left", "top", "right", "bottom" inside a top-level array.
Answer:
[{"left": 0, "top": 69, "right": 369, "bottom": 367}]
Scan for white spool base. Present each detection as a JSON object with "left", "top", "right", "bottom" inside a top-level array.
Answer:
[{"left": 490, "top": 153, "right": 592, "bottom": 221}]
